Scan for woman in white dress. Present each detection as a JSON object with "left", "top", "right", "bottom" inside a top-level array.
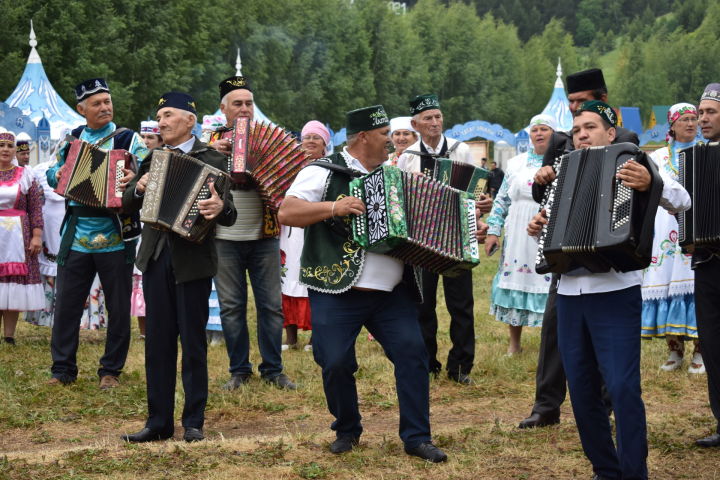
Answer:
[
  {"left": 485, "top": 114, "right": 554, "bottom": 355},
  {"left": 641, "top": 102, "right": 703, "bottom": 373}
]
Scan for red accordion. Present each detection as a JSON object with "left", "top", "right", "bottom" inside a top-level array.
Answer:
[
  {"left": 55, "top": 139, "right": 137, "bottom": 210},
  {"left": 223, "top": 118, "right": 309, "bottom": 210}
]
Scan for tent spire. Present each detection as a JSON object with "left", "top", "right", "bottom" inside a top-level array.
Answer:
[
  {"left": 235, "top": 48, "right": 242, "bottom": 76},
  {"left": 28, "top": 19, "right": 40, "bottom": 64},
  {"left": 554, "top": 58, "right": 563, "bottom": 88}
]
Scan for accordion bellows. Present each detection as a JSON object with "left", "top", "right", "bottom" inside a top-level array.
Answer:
[
  {"left": 228, "top": 118, "right": 309, "bottom": 210},
  {"left": 55, "top": 139, "right": 137, "bottom": 209},
  {"left": 535, "top": 143, "right": 662, "bottom": 274},
  {"left": 141, "top": 150, "right": 230, "bottom": 243},
  {"left": 351, "top": 166, "right": 480, "bottom": 277},
  {"left": 677, "top": 142, "right": 720, "bottom": 252},
  {"left": 421, "top": 157, "right": 490, "bottom": 199}
]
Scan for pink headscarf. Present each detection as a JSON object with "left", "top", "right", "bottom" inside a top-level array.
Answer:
[{"left": 301, "top": 120, "right": 330, "bottom": 146}]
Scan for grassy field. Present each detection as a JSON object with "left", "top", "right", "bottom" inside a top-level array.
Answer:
[{"left": 0, "top": 258, "right": 717, "bottom": 480}]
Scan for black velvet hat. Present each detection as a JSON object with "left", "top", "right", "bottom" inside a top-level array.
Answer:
[
  {"left": 75, "top": 78, "right": 110, "bottom": 102},
  {"left": 566, "top": 69, "right": 606, "bottom": 94},
  {"left": 156, "top": 92, "right": 197, "bottom": 114},
  {"left": 346, "top": 105, "right": 390, "bottom": 135},
  {"left": 409, "top": 94, "right": 440, "bottom": 116},
  {"left": 219, "top": 76, "right": 252, "bottom": 101}
]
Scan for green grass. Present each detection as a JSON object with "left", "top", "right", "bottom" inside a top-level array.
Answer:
[{"left": 0, "top": 258, "right": 717, "bottom": 479}]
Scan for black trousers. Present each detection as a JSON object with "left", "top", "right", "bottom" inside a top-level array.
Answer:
[
  {"left": 144, "top": 248, "right": 212, "bottom": 434},
  {"left": 695, "top": 256, "right": 720, "bottom": 432},
  {"left": 51, "top": 249, "right": 132, "bottom": 381},
  {"left": 418, "top": 269, "right": 475, "bottom": 376},
  {"left": 531, "top": 275, "right": 565, "bottom": 416}
]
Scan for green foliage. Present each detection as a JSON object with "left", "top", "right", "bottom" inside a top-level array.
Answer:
[{"left": 0, "top": 0, "right": 717, "bottom": 134}]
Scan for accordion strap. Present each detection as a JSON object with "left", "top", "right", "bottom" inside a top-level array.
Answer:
[
  {"left": 307, "top": 160, "right": 364, "bottom": 178},
  {"left": 64, "top": 127, "right": 131, "bottom": 147}
]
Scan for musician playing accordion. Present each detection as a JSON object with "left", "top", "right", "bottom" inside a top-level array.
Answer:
[
  {"left": 279, "top": 105, "right": 448, "bottom": 463},
  {"left": 121, "top": 92, "right": 236, "bottom": 444},
  {"left": 527, "top": 101, "right": 690, "bottom": 480}
]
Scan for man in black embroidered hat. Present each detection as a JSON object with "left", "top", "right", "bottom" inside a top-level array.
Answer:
[
  {"left": 519, "top": 68, "right": 641, "bottom": 430},
  {"left": 278, "top": 105, "right": 447, "bottom": 462},
  {"left": 121, "top": 91, "right": 236, "bottom": 443},
  {"left": 15, "top": 138, "right": 30, "bottom": 167},
  {"left": 207, "top": 76, "right": 296, "bottom": 391},
  {"left": 46, "top": 78, "right": 148, "bottom": 389},
  {"left": 693, "top": 82, "right": 720, "bottom": 448},
  {"left": 397, "top": 94, "right": 479, "bottom": 385}
]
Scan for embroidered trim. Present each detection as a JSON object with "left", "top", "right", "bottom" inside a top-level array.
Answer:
[{"left": 0, "top": 167, "right": 23, "bottom": 187}]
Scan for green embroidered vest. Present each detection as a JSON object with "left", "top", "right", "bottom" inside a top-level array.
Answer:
[{"left": 300, "top": 153, "right": 365, "bottom": 293}]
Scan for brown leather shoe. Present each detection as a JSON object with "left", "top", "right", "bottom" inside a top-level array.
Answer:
[{"left": 99, "top": 375, "right": 120, "bottom": 390}]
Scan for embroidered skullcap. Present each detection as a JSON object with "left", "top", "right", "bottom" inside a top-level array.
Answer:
[
  {"left": 700, "top": 83, "right": 720, "bottom": 103},
  {"left": 140, "top": 121, "right": 160, "bottom": 135},
  {"left": 389, "top": 117, "right": 416, "bottom": 135},
  {"left": 576, "top": 100, "right": 617, "bottom": 128},
  {"left": 75, "top": 78, "right": 110, "bottom": 102},
  {"left": 566, "top": 69, "right": 606, "bottom": 94},
  {"left": 409, "top": 94, "right": 440, "bottom": 116},
  {"left": 157, "top": 92, "right": 197, "bottom": 115},
  {"left": 346, "top": 105, "right": 390, "bottom": 135},
  {"left": 529, "top": 114, "right": 556, "bottom": 131},
  {"left": 0, "top": 127, "right": 15, "bottom": 143},
  {"left": 219, "top": 76, "right": 252, "bottom": 101}
]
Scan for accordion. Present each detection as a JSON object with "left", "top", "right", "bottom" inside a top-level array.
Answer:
[
  {"left": 677, "top": 142, "right": 720, "bottom": 252},
  {"left": 140, "top": 150, "right": 231, "bottom": 243},
  {"left": 55, "top": 138, "right": 137, "bottom": 209},
  {"left": 350, "top": 166, "right": 480, "bottom": 277},
  {"left": 224, "top": 118, "right": 309, "bottom": 210},
  {"left": 420, "top": 157, "right": 489, "bottom": 200},
  {"left": 535, "top": 143, "right": 662, "bottom": 274}
]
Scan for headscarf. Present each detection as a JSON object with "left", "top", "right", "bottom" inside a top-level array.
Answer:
[
  {"left": 301, "top": 120, "right": 332, "bottom": 156},
  {"left": 528, "top": 114, "right": 556, "bottom": 131},
  {"left": 666, "top": 102, "right": 698, "bottom": 143}
]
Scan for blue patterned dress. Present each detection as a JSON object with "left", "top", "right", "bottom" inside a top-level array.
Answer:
[{"left": 486, "top": 151, "right": 552, "bottom": 326}]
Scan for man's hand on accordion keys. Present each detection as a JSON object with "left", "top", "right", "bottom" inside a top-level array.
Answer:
[
  {"left": 198, "top": 182, "right": 224, "bottom": 220},
  {"left": 332, "top": 196, "right": 366, "bottom": 218},
  {"left": 616, "top": 160, "right": 651, "bottom": 192},
  {"left": 135, "top": 173, "right": 149, "bottom": 194},
  {"left": 527, "top": 208, "right": 548, "bottom": 237},
  {"left": 534, "top": 166, "right": 556, "bottom": 185},
  {"left": 119, "top": 168, "right": 135, "bottom": 192},
  {"left": 212, "top": 138, "right": 232, "bottom": 156},
  {"left": 476, "top": 194, "right": 493, "bottom": 215}
]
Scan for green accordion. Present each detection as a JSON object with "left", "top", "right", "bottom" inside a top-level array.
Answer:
[{"left": 350, "top": 165, "right": 480, "bottom": 277}]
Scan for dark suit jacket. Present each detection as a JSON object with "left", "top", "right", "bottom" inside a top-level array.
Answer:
[
  {"left": 531, "top": 127, "right": 640, "bottom": 203},
  {"left": 122, "top": 138, "right": 237, "bottom": 283}
]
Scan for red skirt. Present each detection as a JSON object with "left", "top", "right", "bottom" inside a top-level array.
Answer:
[{"left": 282, "top": 294, "right": 311, "bottom": 330}]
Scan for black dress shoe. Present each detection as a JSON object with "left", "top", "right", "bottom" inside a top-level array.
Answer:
[
  {"left": 448, "top": 372, "right": 474, "bottom": 385},
  {"left": 404, "top": 442, "right": 448, "bottom": 463},
  {"left": 121, "top": 428, "right": 172, "bottom": 443},
  {"left": 518, "top": 412, "right": 560, "bottom": 429},
  {"left": 695, "top": 433, "right": 720, "bottom": 447},
  {"left": 183, "top": 427, "right": 204, "bottom": 442},
  {"left": 223, "top": 373, "right": 252, "bottom": 391},
  {"left": 264, "top": 373, "right": 297, "bottom": 390},
  {"left": 329, "top": 435, "right": 359, "bottom": 454}
]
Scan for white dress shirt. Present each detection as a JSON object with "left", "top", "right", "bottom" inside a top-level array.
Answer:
[{"left": 397, "top": 135, "right": 474, "bottom": 173}]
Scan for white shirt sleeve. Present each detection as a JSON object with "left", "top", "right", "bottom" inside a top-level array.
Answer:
[
  {"left": 657, "top": 167, "right": 691, "bottom": 214},
  {"left": 285, "top": 165, "right": 331, "bottom": 203}
]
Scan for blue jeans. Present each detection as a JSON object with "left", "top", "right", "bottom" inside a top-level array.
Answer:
[
  {"left": 309, "top": 284, "right": 431, "bottom": 448},
  {"left": 557, "top": 286, "right": 648, "bottom": 480},
  {"left": 214, "top": 238, "right": 284, "bottom": 379}
]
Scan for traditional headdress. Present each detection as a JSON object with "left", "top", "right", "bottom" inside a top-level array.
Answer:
[
  {"left": 0, "top": 127, "right": 15, "bottom": 143},
  {"left": 409, "top": 94, "right": 440, "bottom": 116},
  {"left": 219, "top": 76, "right": 252, "bottom": 101},
  {"left": 700, "top": 83, "right": 720, "bottom": 103},
  {"left": 140, "top": 120, "right": 160, "bottom": 135},
  {"left": 528, "top": 114, "right": 556, "bottom": 131},
  {"left": 75, "top": 78, "right": 110, "bottom": 102},
  {"left": 566, "top": 69, "right": 606, "bottom": 94},
  {"left": 157, "top": 92, "right": 197, "bottom": 115},
  {"left": 389, "top": 116, "right": 416, "bottom": 135},
  {"left": 301, "top": 120, "right": 330, "bottom": 146},
  {"left": 346, "top": 105, "right": 390, "bottom": 135},
  {"left": 576, "top": 100, "right": 617, "bottom": 128},
  {"left": 666, "top": 102, "right": 698, "bottom": 142}
]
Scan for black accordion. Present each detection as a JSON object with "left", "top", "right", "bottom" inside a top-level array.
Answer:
[
  {"left": 420, "top": 157, "right": 489, "bottom": 200},
  {"left": 677, "top": 142, "right": 720, "bottom": 253},
  {"left": 535, "top": 143, "right": 663, "bottom": 274},
  {"left": 140, "top": 150, "right": 230, "bottom": 243},
  {"left": 350, "top": 166, "right": 480, "bottom": 277}
]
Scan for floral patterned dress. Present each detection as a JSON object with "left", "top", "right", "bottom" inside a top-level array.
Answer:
[
  {"left": 0, "top": 166, "right": 44, "bottom": 311},
  {"left": 641, "top": 142, "right": 696, "bottom": 339},
  {"left": 486, "top": 151, "right": 551, "bottom": 327}
]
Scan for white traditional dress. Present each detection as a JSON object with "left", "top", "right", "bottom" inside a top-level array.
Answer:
[
  {"left": 0, "top": 166, "right": 44, "bottom": 311},
  {"left": 486, "top": 150, "right": 551, "bottom": 326},
  {"left": 641, "top": 141, "right": 696, "bottom": 338}
]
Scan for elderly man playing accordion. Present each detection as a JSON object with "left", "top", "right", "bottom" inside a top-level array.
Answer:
[
  {"left": 528, "top": 101, "right": 690, "bottom": 480},
  {"left": 121, "top": 92, "right": 236, "bottom": 444}
]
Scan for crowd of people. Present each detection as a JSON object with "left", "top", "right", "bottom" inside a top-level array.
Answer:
[{"left": 1, "top": 66, "right": 719, "bottom": 478}]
